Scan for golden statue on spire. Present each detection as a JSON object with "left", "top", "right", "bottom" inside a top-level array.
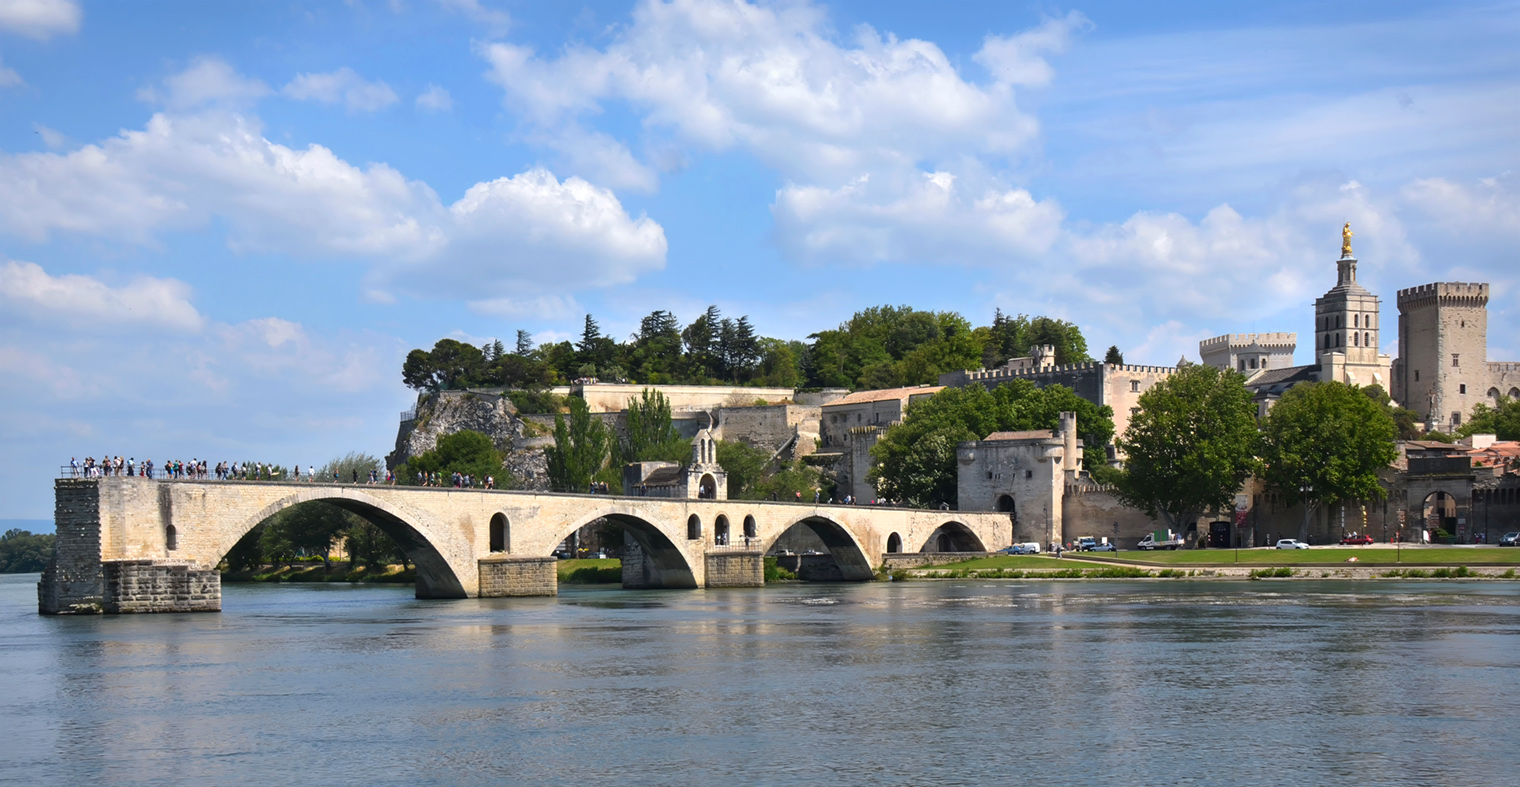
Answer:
[{"left": 1341, "top": 222, "right": 1354, "bottom": 257}]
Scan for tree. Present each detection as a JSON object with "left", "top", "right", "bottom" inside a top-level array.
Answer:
[
  {"left": 1104, "top": 345, "right": 1124, "bottom": 365},
  {"left": 258, "top": 502, "right": 353, "bottom": 569},
  {"left": 1114, "top": 364, "right": 1260, "bottom": 541},
  {"left": 716, "top": 440, "right": 771, "bottom": 499},
  {"left": 1459, "top": 396, "right": 1520, "bottom": 441},
  {"left": 0, "top": 529, "right": 55, "bottom": 573},
  {"left": 400, "top": 431, "right": 504, "bottom": 486},
  {"left": 400, "top": 339, "right": 486, "bottom": 392},
  {"left": 1261, "top": 381, "right": 1398, "bottom": 540},
  {"left": 623, "top": 389, "right": 688, "bottom": 463},
  {"left": 1361, "top": 384, "right": 1422, "bottom": 440},
  {"left": 546, "top": 397, "right": 610, "bottom": 492},
  {"left": 514, "top": 329, "right": 534, "bottom": 356},
  {"left": 869, "top": 380, "right": 1116, "bottom": 508}
]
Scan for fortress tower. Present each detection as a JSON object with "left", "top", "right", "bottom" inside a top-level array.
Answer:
[
  {"left": 1314, "top": 226, "right": 1392, "bottom": 389},
  {"left": 1393, "top": 282, "right": 1501, "bottom": 431}
]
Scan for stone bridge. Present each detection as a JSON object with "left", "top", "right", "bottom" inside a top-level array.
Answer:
[{"left": 39, "top": 477, "right": 1013, "bottom": 614}]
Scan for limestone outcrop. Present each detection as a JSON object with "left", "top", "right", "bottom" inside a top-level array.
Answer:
[{"left": 387, "top": 391, "right": 550, "bottom": 490}]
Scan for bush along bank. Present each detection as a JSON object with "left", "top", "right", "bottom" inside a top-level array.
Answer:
[{"left": 221, "top": 563, "right": 415, "bottom": 583}]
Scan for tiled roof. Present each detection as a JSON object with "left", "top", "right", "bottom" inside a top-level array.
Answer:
[
  {"left": 640, "top": 466, "right": 686, "bottom": 486},
  {"left": 1247, "top": 364, "right": 1318, "bottom": 389},
  {"left": 984, "top": 429, "right": 1055, "bottom": 441},
  {"left": 824, "top": 385, "right": 944, "bottom": 407}
]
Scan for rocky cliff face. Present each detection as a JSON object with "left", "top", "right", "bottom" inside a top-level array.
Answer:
[{"left": 387, "top": 391, "right": 551, "bottom": 490}]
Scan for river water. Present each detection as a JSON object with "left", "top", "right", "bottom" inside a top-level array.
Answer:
[{"left": 2, "top": 574, "right": 1517, "bottom": 786}]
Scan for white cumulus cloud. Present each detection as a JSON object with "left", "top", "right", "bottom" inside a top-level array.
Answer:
[
  {"left": 139, "top": 55, "right": 270, "bottom": 110},
  {"left": 0, "top": 56, "right": 22, "bottom": 87},
  {"left": 0, "top": 0, "right": 80, "bottom": 40},
  {"left": 415, "top": 84, "right": 452, "bottom": 112},
  {"left": 0, "top": 259, "right": 204, "bottom": 330},
  {"left": 284, "top": 67, "right": 399, "bottom": 113},
  {"left": 0, "top": 61, "right": 668, "bottom": 301}
]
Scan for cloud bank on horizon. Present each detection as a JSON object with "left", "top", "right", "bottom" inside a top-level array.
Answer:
[{"left": 0, "top": 0, "right": 1515, "bottom": 516}]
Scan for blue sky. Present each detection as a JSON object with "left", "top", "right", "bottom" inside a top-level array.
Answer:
[{"left": 0, "top": 0, "right": 1516, "bottom": 519}]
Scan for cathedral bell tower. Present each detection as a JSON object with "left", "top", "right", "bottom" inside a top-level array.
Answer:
[{"left": 1314, "top": 224, "right": 1391, "bottom": 388}]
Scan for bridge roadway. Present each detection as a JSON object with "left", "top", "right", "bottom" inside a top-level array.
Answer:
[{"left": 39, "top": 477, "right": 1013, "bottom": 613}]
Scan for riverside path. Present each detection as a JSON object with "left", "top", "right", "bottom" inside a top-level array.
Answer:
[{"left": 39, "top": 476, "right": 1012, "bottom": 614}]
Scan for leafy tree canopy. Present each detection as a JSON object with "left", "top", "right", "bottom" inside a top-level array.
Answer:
[
  {"left": 1459, "top": 396, "right": 1520, "bottom": 442},
  {"left": 399, "top": 432, "right": 505, "bottom": 486},
  {"left": 1114, "top": 364, "right": 1261, "bottom": 535},
  {"left": 546, "top": 397, "right": 610, "bottom": 492},
  {"left": 0, "top": 529, "right": 55, "bottom": 573},
  {"left": 869, "top": 380, "right": 1116, "bottom": 508},
  {"left": 1261, "top": 381, "right": 1399, "bottom": 512},
  {"left": 623, "top": 389, "right": 689, "bottom": 464}
]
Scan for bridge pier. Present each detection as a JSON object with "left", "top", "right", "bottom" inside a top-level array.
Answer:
[
  {"left": 478, "top": 556, "right": 557, "bottom": 597},
  {"left": 703, "top": 551, "right": 764, "bottom": 587}
]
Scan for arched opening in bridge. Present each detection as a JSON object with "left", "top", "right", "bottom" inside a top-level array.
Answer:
[
  {"left": 1421, "top": 491, "right": 1458, "bottom": 536},
  {"left": 921, "top": 521, "right": 986, "bottom": 553},
  {"left": 766, "top": 516, "right": 874, "bottom": 582},
  {"left": 743, "top": 515, "right": 757, "bottom": 540},
  {"left": 687, "top": 514, "right": 702, "bottom": 540},
  {"left": 165, "top": 524, "right": 177, "bottom": 552},
  {"left": 556, "top": 512, "right": 698, "bottom": 589},
  {"left": 886, "top": 532, "right": 902, "bottom": 553},
  {"left": 715, "top": 515, "right": 730, "bottom": 546},
  {"left": 220, "top": 496, "right": 467, "bottom": 600},
  {"left": 489, "top": 513, "right": 509, "bottom": 553},
  {"left": 996, "top": 494, "right": 1015, "bottom": 514},
  {"left": 698, "top": 474, "right": 718, "bottom": 500}
]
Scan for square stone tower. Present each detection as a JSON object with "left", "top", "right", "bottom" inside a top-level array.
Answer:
[
  {"left": 1314, "top": 230, "right": 1391, "bottom": 389},
  {"left": 1392, "top": 282, "right": 1490, "bottom": 430}
]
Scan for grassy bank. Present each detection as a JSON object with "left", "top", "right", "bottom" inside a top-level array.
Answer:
[
  {"left": 558, "top": 558, "right": 622, "bottom": 584},
  {"left": 222, "top": 563, "right": 415, "bottom": 583},
  {"left": 1070, "top": 546, "right": 1520, "bottom": 567}
]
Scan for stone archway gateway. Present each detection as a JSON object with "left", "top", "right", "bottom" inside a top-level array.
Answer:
[{"left": 39, "top": 476, "right": 1015, "bottom": 614}]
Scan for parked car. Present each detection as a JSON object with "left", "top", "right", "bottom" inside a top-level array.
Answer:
[
  {"left": 1088, "top": 542, "right": 1118, "bottom": 552},
  {"left": 1340, "top": 534, "right": 1374, "bottom": 545},
  {"left": 1500, "top": 532, "right": 1520, "bottom": 547},
  {"left": 1275, "top": 539, "right": 1310, "bottom": 550},
  {"left": 1076, "top": 537, "right": 1098, "bottom": 551}
]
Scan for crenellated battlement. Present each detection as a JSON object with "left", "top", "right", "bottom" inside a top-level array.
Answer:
[
  {"left": 1397, "top": 282, "right": 1489, "bottom": 308},
  {"left": 955, "top": 361, "right": 1176, "bottom": 382},
  {"left": 1198, "top": 333, "right": 1297, "bottom": 351}
]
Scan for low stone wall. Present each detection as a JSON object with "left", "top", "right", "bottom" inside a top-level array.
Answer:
[
  {"left": 704, "top": 551, "right": 764, "bottom": 587},
  {"left": 881, "top": 552, "right": 996, "bottom": 569},
  {"left": 101, "top": 560, "right": 221, "bottom": 613},
  {"left": 478, "top": 556, "right": 558, "bottom": 597}
]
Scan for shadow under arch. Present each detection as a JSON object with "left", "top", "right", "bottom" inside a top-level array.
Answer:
[
  {"left": 219, "top": 489, "right": 469, "bottom": 599},
  {"left": 555, "top": 508, "right": 697, "bottom": 589},
  {"left": 920, "top": 521, "right": 986, "bottom": 553},
  {"left": 764, "top": 513, "right": 875, "bottom": 582}
]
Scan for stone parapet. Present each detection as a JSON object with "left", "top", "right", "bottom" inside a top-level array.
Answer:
[
  {"left": 703, "top": 551, "right": 764, "bottom": 587},
  {"left": 1397, "top": 282, "right": 1489, "bottom": 308},
  {"left": 477, "top": 556, "right": 557, "bottom": 597},
  {"left": 101, "top": 559, "right": 221, "bottom": 613}
]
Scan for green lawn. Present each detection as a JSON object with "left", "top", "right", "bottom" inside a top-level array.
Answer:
[
  {"left": 918, "top": 555, "right": 1095, "bottom": 570},
  {"left": 1069, "top": 547, "right": 1520, "bottom": 566},
  {"left": 557, "top": 557, "right": 622, "bottom": 583}
]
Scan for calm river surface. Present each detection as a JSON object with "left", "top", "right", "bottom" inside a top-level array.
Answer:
[{"left": 2, "top": 574, "right": 1518, "bottom": 786}]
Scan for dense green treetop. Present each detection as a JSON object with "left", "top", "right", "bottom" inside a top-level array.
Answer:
[
  {"left": 1459, "top": 396, "right": 1520, "bottom": 442},
  {"left": 0, "top": 529, "right": 55, "bottom": 573},
  {"left": 398, "top": 432, "right": 505, "bottom": 486},
  {"left": 401, "top": 305, "right": 1091, "bottom": 393},
  {"left": 1260, "top": 381, "right": 1398, "bottom": 511},
  {"left": 622, "top": 389, "right": 689, "bottom": 464},
  {"left": 545, "top": 397, "right": 610, "bottom": 492},
  {"left": 1113, "top": 364, "right": 1261, "bottom": 535},
  {"left": 868, "top": 380, "right": 1116, "bottom": 508}
]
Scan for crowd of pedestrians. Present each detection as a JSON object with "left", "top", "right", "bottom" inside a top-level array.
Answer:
[
  {"left": 68, "top": 457, "right": 400, "bottom": 484},
  {"left": 417, "top": 471, "right": 494, "bottom": 488}
]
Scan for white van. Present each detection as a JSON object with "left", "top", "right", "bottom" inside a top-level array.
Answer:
[{"left": 1013, "top": 542, "right": 1042, "bottom": 554}]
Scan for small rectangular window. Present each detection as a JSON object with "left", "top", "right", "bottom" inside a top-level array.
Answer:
[
  {"left": 1460, "top": 384, "right": 1467, "bottom": 394},
  {"left": 1453, "top": 354, "right": 1460, "bottom": 367},
  {"left": 1415, "top": 370, "right": 1420, "bottom": 382},
  {"left": 1130, "top": 380, "right": 1140, "bottom": 392}
]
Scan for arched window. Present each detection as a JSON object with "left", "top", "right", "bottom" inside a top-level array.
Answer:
[
  {"left": 715, "top": 515, "right": 730, "bottom": 546},
  {"left": 1354, "top": 332, "right": 1360, "bottom": 346},
  {"left": 1364, "top": 332, "right": 1371, "bottom": 347},
  {"left": 886, "top": 532, "right": 902, "bottom": 553},
  {"left": 687, "top": 514, "right": 702, "bottom": 540},
  {"left": 165, "top": 524, "right": 177, "bottom": 551},
  {"left": 743, "top": 515, "right": 757, "bottom": 539},
  {"left": 1354, "top": 314, "right": 1360, "bottom": 328},
  {"left": 1509, "top": 387, "right": 1519, "bottom": 399},
  {"left": 489, "top": 513, "right": 508, "bottom": 553}
]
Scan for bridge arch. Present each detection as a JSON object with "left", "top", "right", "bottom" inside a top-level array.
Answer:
[
  {"left": 920, "top": 521, "right": 986, "bottom": 553},
  {"left": 763, "top": 512, "right": 875, "bottom": 581},
  {"left": 555, "top": 506, "right": 699, "bottom": 589},
  {"left": 220, "top": 488, "right": 471, "bottom": 598}
]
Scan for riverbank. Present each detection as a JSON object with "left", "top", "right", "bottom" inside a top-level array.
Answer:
[
  {"left": 913, "top": 548, "right": 1520, "bottom": 580},
  {"left": 221, "top": 563, "right": 414, "bottom": 583}
]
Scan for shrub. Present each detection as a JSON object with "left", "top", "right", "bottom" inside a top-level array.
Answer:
[
  {"left": 763, "top": 556, "right": 797, "bottom": 583},
  {"left": 1250, "top": 567, "right": 1294, "bottom": 578},
  {"left": 1088, "top": 566, "right": 1152, "bottom": 578},
  {"left": 1503, "top": 569, "right": 1515, "bottom": 579}
]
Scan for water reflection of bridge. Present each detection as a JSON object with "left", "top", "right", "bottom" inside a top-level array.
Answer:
[{"left": 39, "top": 477, "right": 1012, "bottom": 614}]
